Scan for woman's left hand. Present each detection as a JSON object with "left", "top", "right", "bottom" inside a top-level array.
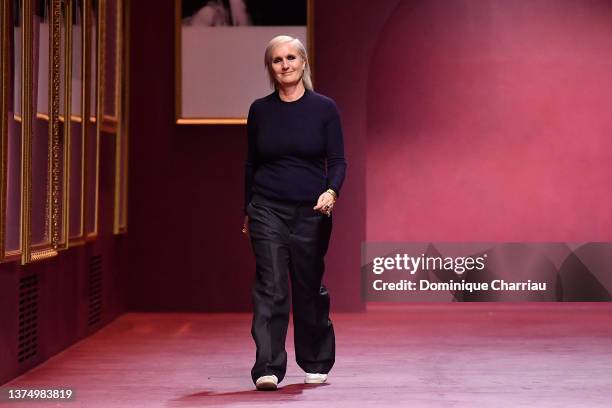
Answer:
[{"left": 313, "top": 191, "right": 336, "bottom": 216}]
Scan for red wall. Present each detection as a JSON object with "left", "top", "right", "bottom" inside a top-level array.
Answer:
[
  {"left": 367, "top": 0, "right": 612, "bottom": 241},
  {"left": 127, "top": 0, "right": 253, "bottom": 311}
]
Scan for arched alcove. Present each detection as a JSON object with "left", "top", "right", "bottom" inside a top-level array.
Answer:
[{"left": 366, "top": 0, "right": 612, "bottom": 241}]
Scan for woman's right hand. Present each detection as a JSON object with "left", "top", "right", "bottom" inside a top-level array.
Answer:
[{"left": 242, "top": 216, "right": 249, "bottom": 236}]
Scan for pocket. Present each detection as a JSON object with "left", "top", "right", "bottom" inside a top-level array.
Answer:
[{"left": 247, "top": 200, "right": 266, "bottom": 217}]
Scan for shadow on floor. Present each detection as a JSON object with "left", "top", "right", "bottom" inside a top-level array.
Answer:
[{"left": 173, "top": 383, "right": 330, "bottom": 405}]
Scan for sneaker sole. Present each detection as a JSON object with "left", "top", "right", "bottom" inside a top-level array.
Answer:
[
  {"left": 304, "top": 378, "right": 327, "bottom": 384},
  {"left": 256, "top": 381, "right": 278, "bottom": 391}
]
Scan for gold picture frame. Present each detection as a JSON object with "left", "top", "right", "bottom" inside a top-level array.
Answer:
[
  {"left": 55, "top": 0, "right": 73, "bottom": 250},
  {"left": 21, "top": 0, "right": 60, "bottom": 264},
  {"left": 100, "top": 0, "right": 121, "bottom": 133},
  {"left": 1, "top": 0, "right": 112, "bottom": 260},
  {"left": 113, "top": 0, "right": 127, "bottom": 235},
  {"left": 68, "top": 0, "right": 87, "bottom": 247},
  {"left": 0, "top": 0, "right": 9, "bottom": 261},
  {"left": 174, "top": 0, "right": 315, "bottom": 125},
  {"left": 1, "top": 0, "right": 26, "bottom": 262},
  {"left": 83, "top": 0, "right": 101, "bottom": 240}
]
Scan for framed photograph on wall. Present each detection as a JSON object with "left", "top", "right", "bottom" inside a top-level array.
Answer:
[
  {"left": 0, "top": 0, "right": 23, "bottom": 262},
  {"left": 113, "top": 0, "right": 128, "bottom": 235},
  {"left": 174, "top": 0, "right": 314, "bottom": 125},
  {"left": 84, "top": 0, "right": 101, "bottom": 239},
  {"left": 28, "top": 0, "right": 59, "bottom": 262},
  {"left": 101, "top": 0, "right": 121, "bottom": 133},
  {"left": 68, "top": 0, "right": 86, "bottom": 245}
]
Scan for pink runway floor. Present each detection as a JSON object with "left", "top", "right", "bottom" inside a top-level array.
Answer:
[{"left": 1, "top": 304, "right": 611, "bottom": 408}]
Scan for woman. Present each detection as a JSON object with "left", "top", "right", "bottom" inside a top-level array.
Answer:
[{"left": 243, "top": 35, "right": 347, "bottom": 391}]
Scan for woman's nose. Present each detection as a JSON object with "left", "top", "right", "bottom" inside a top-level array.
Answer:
[{"left": 281, "top": 59, "right": 289, "bottom": 69}]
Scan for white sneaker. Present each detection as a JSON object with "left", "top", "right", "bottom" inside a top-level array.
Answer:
[
  {"left": 304, "top": 373, "right": 328, "bottom": 384},
  {"left": 255, "top": 374, "right": 278, "bottom": 390}
]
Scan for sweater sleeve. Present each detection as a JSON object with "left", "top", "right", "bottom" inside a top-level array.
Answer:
[
  {"left": 325, "top": 101, "right": 347, "bottom": 196},
  {"left": 244, "top": 103, "right": 258, "bottom": 214}
]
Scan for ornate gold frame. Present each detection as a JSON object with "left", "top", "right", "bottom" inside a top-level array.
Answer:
[
  {"left": 1, "top": 0, "right": 26, "bottom": 262},
  {"left": 100, "top": 0, "right": 120, "bottom": 133},
  {"left": 1, "top": 0, "right": 115, "bottom": 260},
  {"left": 174, "top": 0, "right": 315, "bottom": 125},
  {"left": 22, "top": 0, "right": 60, "bottom": 264},
  {"left": 84, "top": 0, "right": 101, "bottom": 240},
  {"left": 0, "top": 0, "right": 8, "bottom": 261},
  {"left": 20, "top": 0, "right": 34, "bottom": 264},
  {"left": 56, "top": 0, "right": 73, "bottom": 250},
  {"left": 68, "top": 0, "right": 87, "bottom": 247},
  {"left": 113, "top": 0, "right": 127, "bottom": 234}
]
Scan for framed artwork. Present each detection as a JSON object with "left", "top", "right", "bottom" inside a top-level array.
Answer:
[
  {"left": 26, "top": 0, "right": 58, "bottom": 262},
  {"left": 0, "top": 0, "right": 22, "bottom": 261},
  {"left": 0, "top": 0, "right": 30, "bottom": 261},
  {"left": 1, "top": 0, "right": 116, "bottom": 260},
  {"left": 0, "top": 0, "right": 3, "bottom": 256},
  {"left": 68, "top": 0, "right": 86, "bottom": 245},
  {"left": 55, "top": 0, "right": 72, "bottom": 250},
  {"left": 113, "top": 0, "right": 127, "bottom": 234},
  {"left": 174, "top": 0, "right": 314, "bottom": 124},
  {"left": 6, "top": 0, "right": 26, "bottom": 262},
  {"left": 84, "top": 0, "right": 100, "bottom": 239},
  {"left": 0, "top": 0, "right": 61, "bottom": 264},
  {"left": 101, "top": 0, "right": 120, "bottom": 132}
]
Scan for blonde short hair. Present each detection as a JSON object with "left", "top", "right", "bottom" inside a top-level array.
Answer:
[{"left": 264, "top": 35, "right": 313, "bottom": 91}]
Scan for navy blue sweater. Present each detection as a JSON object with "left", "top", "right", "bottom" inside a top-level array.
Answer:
[{"left": 244, "top": 89, "right": 347, "bottom": 212}]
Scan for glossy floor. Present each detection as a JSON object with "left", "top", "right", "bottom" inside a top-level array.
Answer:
[{"left": 2, "top": 304, "right": 611, "bottom": 407}]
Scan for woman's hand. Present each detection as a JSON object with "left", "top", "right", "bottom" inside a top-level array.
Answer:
[
  {"left": 242, "top": 216, "right": 249, "bottom": 235},
  {"left": 313, "top": 191, "right": 336, "bottom": 216}
]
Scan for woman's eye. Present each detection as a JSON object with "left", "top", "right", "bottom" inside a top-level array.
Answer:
[
  {"left": 273, "top": 58, "right": 281, "bottom": 63},
  {"left": 287, "top": 55, "right": 296, "bottom": 60}
]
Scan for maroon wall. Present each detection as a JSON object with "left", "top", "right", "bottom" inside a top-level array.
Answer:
[
  {"left": 126, "top": 0, "right": 400, "bottom": 312},
  {"left": 314, "top": 0, "right": 402, "bottom": 311},
  {"left": 367, "top": 0, "right": 612, "bottom": 241},
  {"left": 127, "top": 0, "right": 254, "bottom": 311}
]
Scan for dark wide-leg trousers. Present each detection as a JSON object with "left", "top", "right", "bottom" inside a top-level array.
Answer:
[{"left": 247, "top": 194, "right": 335, "bottom": 384}]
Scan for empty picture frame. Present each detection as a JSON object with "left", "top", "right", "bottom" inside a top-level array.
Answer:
[
  {"left": 175, "top": 0, "right": 313, "bottom": 124},
  {"left": 55, "top": 0, "right": 71, "bottom": 250},
  {"left": 68, "top": 0, "right": 86, "bottom": 245},
  {"left": 0, "top": 0, "right": 21, "bottom": 261},
  {"left": 113, "top": 0, "right": 127, "bottom": 234},
  {"left": 27, "top": 0, "right": 57, "bottom": 262},
  {"left": 101, "top": 0, "right": 120, "bottom": 132},
  {"left": 84, "top": 0, "right": 100, "bottom": 239}
]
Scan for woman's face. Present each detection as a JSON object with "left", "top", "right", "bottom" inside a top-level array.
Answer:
[{"left": 270, "top": 42, "right": 305, "bottom": 88}]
